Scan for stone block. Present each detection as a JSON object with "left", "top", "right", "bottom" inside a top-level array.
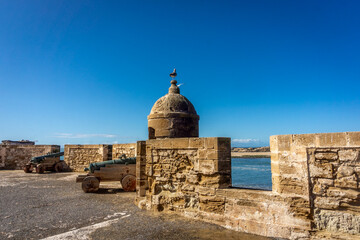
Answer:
[
  {"left": 292, "top": 134, "right": 317, "bottom": 148},
  {"left": 270, "top": 135, "right": 278, "bottom": 152},
  {"left": 314, "top": 196, "right": 340, "bottom": 209},
  {"left": 200, "top": 174, "right": 221, "bottom": 187},
  {"left": 278, "top": 162, "right": 301, "bottom": 175},
  {"left": 206, "top": 149, "right": 218, "bottom": 159},
  {"left": 347, "top": 132, "right": 360, "bottom": 146},
  {"left": 171, "top": 138, "right": 190, "bottom": 149},
  {"left": 271, "top": 161, "right": 280, "bottom": 175},
  {"left": 217, "top": 138, "right": 231, "bottom": 152},
  {"left": 218, "top": 150, "right": 231, "bottom": 160},
  {"left": 275, "top": 176, "right": 308, "bottom": 195},
  {"left": 337, "top": 165, "right": 355, "bottom": 178},
  {"left": 188, "top": 138, "right": 205, "bottom": 148},
  {"left": 334, "top": 174, "right": 358, "bottom": 189},
  {"left": 315, "top": 152, "right": 338, "bottom": 161},
  {"left": 205, "top": 138, "right": 217, "bottom": 150},
  {"left": 218, "top": 160, "right": 231, "bottom": 173},
  {"left": 327, "top": 187, "right": 360, "bottom": 200},
  {"left": 199, "top": 160, "right": 216, "bottom": 175},
  {"left": 270, "top": 152, "right": 279, "bottom": 162},
  {"left": 309, "top": 162, "right": 333, "bottom": 178},
  {"left": 318, "top": 132, "right": 347, "bottom": 147},
  {"left": 136, "top": 141, "right": 146, "bottom": 156},
  {"left": 339, "top": 149, "right": 359, "bottom": 162},
  {"left": 277, "top": 134, "right": 292, "bottom": 151},
  {"left": 197, "top": 186, "right": 216, "bottom": 196},
  {"left": 186, "top": 173, "right": 200, "bottom": 184},
  {"left": 199, "top": 196, "right": 225, "bottom": 214}
]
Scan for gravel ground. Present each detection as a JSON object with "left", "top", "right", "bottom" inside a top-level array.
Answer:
[{"left": 0, "top": 171, "right": 271, "bottom": 240}]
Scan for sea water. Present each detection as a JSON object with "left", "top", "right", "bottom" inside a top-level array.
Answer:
[{"left": 231, "top": 158, "right": 272, "bottom": 190}]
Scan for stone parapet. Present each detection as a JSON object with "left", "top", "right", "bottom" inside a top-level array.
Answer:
[
  {"left": 64, "top": 144, "right": 112, "bottom": 172},
  {"left": 0, "top": 144, "right": 60, "bottom": 170},
  {"left": 136, "top": 131, "right": 360, "bottom": 239},
  {"left": 112, "top": 143, "right": 136, "bottom": 159}
]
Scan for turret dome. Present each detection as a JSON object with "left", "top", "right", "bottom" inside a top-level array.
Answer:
[{"left": 148, "top": 74, "right": 199, "bottom": 139}]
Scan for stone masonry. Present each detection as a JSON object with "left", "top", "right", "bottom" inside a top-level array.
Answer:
[
  {"left": 0, "top": 144, "right": 60, "bottom": 170},
  {"left": 136, "top": 132, "right": 360, "bottom": 240},
  {"left": 64, "top": 145, "right": 112, "bottom": 172},
  {"left": 64, "top": 144, "right": 137, "bottom": 172},
  {"left": 112, "top": 143, "right": 136, "bottom": 159}
]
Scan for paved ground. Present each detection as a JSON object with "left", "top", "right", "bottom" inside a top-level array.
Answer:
[{"left": 0, "top": 171, "right": 271, "bottom": 240}]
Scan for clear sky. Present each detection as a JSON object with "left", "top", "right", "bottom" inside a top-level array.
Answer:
[{"left": 0, "top": 0, "right": 359, "bottom": 147}]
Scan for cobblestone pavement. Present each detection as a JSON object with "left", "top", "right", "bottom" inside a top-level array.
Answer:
[{"left": 0, "top": 171, "right": 271, "bottom": 240}]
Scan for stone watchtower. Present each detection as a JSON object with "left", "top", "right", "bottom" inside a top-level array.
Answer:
[{"left": 147, "top": 70, "right": 199, "bottom": 139}]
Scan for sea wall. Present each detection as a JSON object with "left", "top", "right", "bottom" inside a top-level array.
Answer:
[
  {"left": 0, "top": 144, "right": 60, "bottom": 170},
  {"left": 136, "top": 132, "right": 360, "bottom": 239},
  {"left": 64, "top": 143, "right": 137, "bottom": 172}
]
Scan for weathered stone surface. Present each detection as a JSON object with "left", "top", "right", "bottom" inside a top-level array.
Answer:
[
  {"left": 314, "top": 209, "right": 360, "bottom": 235},
  {"left": 339, "top": 149, "right": 359, "bottom": 162},
  {"left": 308, "top": 145, "right": 360, "bottom": 237},
  {"left": 148, "top": 80, "right": 199, "bottom": 139},
  {"left": 0, "top": 144, "right": 59, "bottom": 170},
  {"left": 138, "top": 132, "right": 360, "bottom": 239},
  {"left": 199, "top": 196, "right": 225, "bottom": 214},
  {"left": 64, "top": 144, "right": 113, "bottom": 172},
  {"left": 315, "top": 152, "right": 338, "bottom": 161},
  {"left": 112, "top": 143, "right": 136, "bottom": 159}
]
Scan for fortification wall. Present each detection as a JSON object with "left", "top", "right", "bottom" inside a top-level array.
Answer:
[
  {"left": 0, "top": 145, "right": 60, "bottom": 170},
  {"left": 136, "top": 132, "right": 360, "bottom": 240},
  {"left": 270, "top": 132, "right": 360, "bottom": 239},
  {"left": 64, "top": 143, "right": 137, "bottom": 172},
  {"left": 64, "top": 145, "right": 112, "bottom": 172},
  {"left": 112, "top": 143, "right": 136, "bottom": 159}
]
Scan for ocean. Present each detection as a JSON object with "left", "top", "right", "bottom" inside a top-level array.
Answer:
[{"left": 231, "top": 158, "right": 272, "bottom": 190}]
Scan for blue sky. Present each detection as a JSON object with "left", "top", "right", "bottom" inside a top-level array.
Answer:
[{"left": 0, "top": 0, "right": 359, "bottom": 147}]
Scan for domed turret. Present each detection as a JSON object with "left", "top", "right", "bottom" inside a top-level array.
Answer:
[{"left": 148, "top": 71, "right": 199, "bottom": 139}]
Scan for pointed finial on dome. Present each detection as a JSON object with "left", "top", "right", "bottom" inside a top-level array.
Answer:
[
  {"left": 169, "top": 69, "right": 179, "bottom": 94},
  {"left": 170, "top": 68, "right": 177, "bottom": 79}
]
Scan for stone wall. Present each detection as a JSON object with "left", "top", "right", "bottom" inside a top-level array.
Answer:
[
  {"left": 270, "top": 132, "right": 360, "bottom": 239},
  {"left": 308, "top": 147, "right": 360, "bottom": 238},
  {"left": 112, "top": 143, "right": 136, "bottom": 159},
  {"left": 64, "top": 143, "right": 137, "bottom": 172},
  {"left": 135, "top": 137, "right": 231, "bottom": 209},
  {"left": 0, "top": 145, "right": 60, "bottom": 170},
  {"left": 64, "top": 145, "right": 112, "bottom": 172},
  {"left": 136, "top": 132, "right": 360, "bottom": 240}
]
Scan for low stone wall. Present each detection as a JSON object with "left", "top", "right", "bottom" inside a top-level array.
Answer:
[
  {"left": 64, "top": 143, "right": 137, "bottom": 172},
  {"left": 135, "top": 137, "right": 231, "bottom": 208},
  {"left": 0, "top": 145, "right": 60, "bottom": 170},
  {"left": 136, "top": 132, "right": 360, "bottom": 239},
  {"left": 64, "top": 145, "right": 112, "bottom": 172},
  {"left": 112, "top": 143, "right": 136, "bottom": 159}
]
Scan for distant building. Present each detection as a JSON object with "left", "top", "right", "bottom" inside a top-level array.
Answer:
[{"left": 1, "top": 140, "right": 35, "bottom": 146}]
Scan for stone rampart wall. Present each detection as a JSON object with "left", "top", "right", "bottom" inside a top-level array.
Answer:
[
  {"left": 136, "top": 132, "right": 360, "bottom": 240},
  {"left": 112, "top": 143, "right": 136, "bottom": 159},
  {"left": 308, "top": 147, "right": 360, "bottom": 238},
  {"left": 64, "top": 145, "right": 112, "bottom": 172},
  {"left": 135, "top": 137, "right": 231, "bottom": 208},
  {"left": 0, "top": 145, "right": 60, "bottom": 170},
  {"left": 270, "top": 132, "right": 360, "bottom": 239}
]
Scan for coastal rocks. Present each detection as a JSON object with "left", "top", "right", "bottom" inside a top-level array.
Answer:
[{"left": 231, "top": 147, "right": 270, "bottom": 152}]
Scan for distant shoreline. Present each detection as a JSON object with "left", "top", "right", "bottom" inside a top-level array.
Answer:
[{"left": 231, "top": 152, "right": 271, "bottom": 158}]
